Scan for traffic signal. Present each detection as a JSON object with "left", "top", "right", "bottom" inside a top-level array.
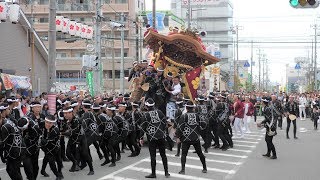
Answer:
[{"left": 290, "top": 0, "right": 319, "bottom": 8}]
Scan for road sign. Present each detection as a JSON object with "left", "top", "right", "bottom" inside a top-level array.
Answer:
[
  {"left": 214, "top": 51, "right": 221, "bottom": 58},
  {"left": 295, "top": 63, "right": 301, "bottom": 70},
  {"left": 244, "top": 61, "right": 250, "bottom": 67}
]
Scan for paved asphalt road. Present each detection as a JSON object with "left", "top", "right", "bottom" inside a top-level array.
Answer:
[{"left": 0, "top": 117, "right": 318, "bottom": 180}]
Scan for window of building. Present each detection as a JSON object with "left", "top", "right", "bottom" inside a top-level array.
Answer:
[
  {"left": 39, "top": 18, "right": 49, "bottom": 23},
  {"left": 107, "top": 70, "right": 129, "bottom": 79},
  {"left": 39, "top": 0, "right": 49, "bottom": 5},
  {"left": 56, "top": 71, "right": 85, "bottom": 78},
  {"left": 104, "top": 0, "right": 111, "bottom": 3},
  {"left": 74, "top": 52, "right": 85, "bottom": 57},
  {"left": 115, "top": 0, "right": 127, "bottom": 4},
  {"left": 56, "top": 53, "right": 67, "bottom": 58}
]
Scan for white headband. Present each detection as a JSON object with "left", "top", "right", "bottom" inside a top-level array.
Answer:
[
  {"left": 63, "top": 100, "right": 70, "bottom": 105},
  {"left": 63, "top": 108, "right": 73, "bottom": 113},
  {"left": 70, "top": 102, "right": 79, "bottom": 107},
  {"left": 45, "top": 117, "right": 57, "bottom": 123},
  {"left": 107, "top": 107, "right": 118, "bottom": 111},
  {"left": 176, "top": 101, "right": 183, "bottom": 104},
  {"left": 82, "top": 102, "right": 92, "bottom": 106},
  {"left": 7, "top": 98, "right": 18, "bottom": 102},
  {"left": 100, "top": 104, "right": 107, "bottom": 108},
  {"left": 131, "top": 102, "right": 139, "bottom": 106},
  {"left": 145, "top": 101, "right": 155, "bottom": 107},
  {"left": 118, "top": 104, "right": 127, "bottom": 107},
  {"left": 92, "top": 106, "right": 101, "bottom": 110},
  {"left": 30, "top": 104, "right": 42, "bottom": 108},
  {"left": 185, "top": 104, "right": 195, "bottom": 107},
  {"left": 0, "top": 105, "right": 9, "bottom": 110}
]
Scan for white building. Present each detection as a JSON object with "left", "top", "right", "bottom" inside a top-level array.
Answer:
[{"left": 171, "top": 0, "right": 234, "bottom": 91}]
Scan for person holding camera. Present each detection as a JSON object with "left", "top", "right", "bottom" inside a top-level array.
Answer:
[{"left": 257, "top": 97, "right": 277, "bottom": 160}]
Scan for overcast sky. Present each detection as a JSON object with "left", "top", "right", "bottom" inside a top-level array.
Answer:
[{"left": 145, "top": 0, "right": 320, "bottom": 85}]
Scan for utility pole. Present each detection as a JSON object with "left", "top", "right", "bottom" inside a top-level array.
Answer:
[
  {"left": 265, "top": 58, "right": 268, "bottom": 91},
  {"left": 262, "top": 56, "right": 265, "bottom": 91},
  {"left": 94, "top": 0, "right": 102, "bottom": 96},
  {"left": 233, "top": 38, "right": 236, "bottom": 92},
  {"left": 314, "top": 24, "right": 318, "bottom": 91},
  {"left": 231, "top": 25, "right": 242, "bottom": 92},
  {"left": 250, "top": 40, "right": 253, "bottom": 91},
  {"left": 139, "top": 17, "right": 143, "bottom": 61},
  {"left": 187, "top": 0, "right": 191, "bottom": 29},
  {"left": 111, "top": 28, "right": 115, "bottom": 92},
  {"left": 48, "top": 0, "right": 56, "bottom": 92},
  {"left": 30, "top": 1, "right": 35, "bottom": 95},
  {"left": 258, "top": 48, "right": 261, "bottom": 91},
  {"left": 152, "top": 0, "right": 156, "bottom": 28},
  {"left": 120, "top": 12, "right": 125, "bottom": 93},
  {"left": 311, "top": 39, "right": 314, "bottom": 90},
  {"left": 135, "top": 17, "right": 139, "bottom": 62}
]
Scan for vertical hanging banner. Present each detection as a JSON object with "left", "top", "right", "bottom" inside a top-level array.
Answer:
[
  {"left": 47, "top": 93, "right": 56, "bottom": 115},
  {"left": 86, "top": 71, "right": 94, "bottom": 96}
]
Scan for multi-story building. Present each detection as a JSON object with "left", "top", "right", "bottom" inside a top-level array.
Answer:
[
  {"left": 171, "top": 0, "right": 234, "bottom": 91},
  {"left": 0, "top": 9, "right": 48, "bottom": 95},
  {"left": 21, "top": 0, "right": 145, "bottom": 92}
]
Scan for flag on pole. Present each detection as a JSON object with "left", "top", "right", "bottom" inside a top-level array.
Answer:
[
  {"left": 182, "top": 66, "right": 202, "bottom": 101},
  {"left": 86, "top": 71, "right": 94, "bottom": 97}
]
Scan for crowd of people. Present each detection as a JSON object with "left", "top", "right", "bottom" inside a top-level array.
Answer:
[{"left": 0, "top": 83, "right": 319, "bottom": 180}]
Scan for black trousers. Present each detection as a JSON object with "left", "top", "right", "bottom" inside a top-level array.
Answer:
[
  {"left": 78, "top": 136, "right": 94, "bottom": 171},
  {"left": 314, "top": 118, "right": 318, "bottom": 129},
  {"left": 23, "top": 151, "right": 40, "bottom": 180},
  {"left": 66, "top": 141, "right": 78, "bottom": 166},
  {"left": 181, "top": 141, "right": 206, "bottom": 171},
  {"left": 126, "top": 131, "right": 140, "bottom": 154},
  {"left": 93, "top": 141, "right": 103, "bottom": 157},
  {"left": 277, "top": 116, "right": 283, "bottom": 129},
  {"left": 60, "top": 136, "right": 66, "bottom": 159},
  {"left": 7, "top": 158, "right": 23, "bottom": 180},
  {"left": 265, "top": 134, "right": 276, "bottom": 156},
  {"left": 217, "top": 123, "right": 233, "bottom": 148},
  {"left": 211, "top": 120, "right": 219, "bottom": 146},
  {"left": 44, "top": 151, "right": 62, "bottom": 178},
  {"left": 286, "top": 118, "right": 297, "bottom": 137},
  {"left": 200, "top": 125, "right": 212, "bottom": 149},
  {"left": 148, "top": 139, "right": 168, "bottom": 175},
  {"left": 107, "top": 135, "right": 118, "bottom": 163}
]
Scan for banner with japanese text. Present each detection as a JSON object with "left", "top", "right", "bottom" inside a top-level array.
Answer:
[{"left": 86, "top": 71, "right": 94, "bottom": 97}]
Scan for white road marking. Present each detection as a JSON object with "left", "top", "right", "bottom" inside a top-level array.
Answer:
[
  {"left": 227, "top": 148, "right": 252, "bottom": 153},
  {"left": 232, "top": 140, "right": 259, "bottom": 144},
  {"left": 98, "top": 158, "right": 146, "bottom": 180},
  {"left": 218, "top": 143, "right": 256, "bottom": 148},
  {"left": 105, "top": 176, "right": 138, "bottom": 180},
  {"left": 128, "top": 166, "right": 213, "bottom": 180},
  {"left": 244, "top": 134, "right": 264, "bottom": 138},
  {"left": 142, "top": 159, "right": 236, "bottom": 174},
  {"left": 162, "top": 153, "right": 242, "bottom": 165},
  {"left": 171, "top": 148, "right": 248, "bottom": 158}
]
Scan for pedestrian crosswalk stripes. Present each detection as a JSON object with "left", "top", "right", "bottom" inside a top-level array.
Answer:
[
  {"left": 107, "top": 176, "right": 138, "bottom": 180},
  {"left": 238, "top": 137, "right": 262, "bottom": 141},
  {"left": 244, "top": 134, "right": 264, "bottom": 138},
  {"left": 142, "top": 159, "right": 236, "bottom": 174},
  {"left": 232, "top": 140, "right": 259, "bottom": 144},
  {"left": 162, "top": 153, "right": 243, "bottom": 165},
  {"left": 227, "top": 148, "right": 252, "bottom": 153},
  {"left": 128, "top": 167, "right": 213, "bottom": 180},
  {"left": 228, "top": 143, "right": 255, "bottom": 148}
]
